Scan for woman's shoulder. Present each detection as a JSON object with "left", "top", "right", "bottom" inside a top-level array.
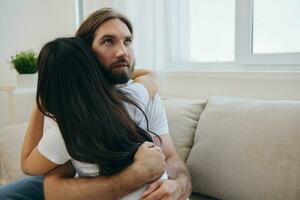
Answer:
[{"left": 43, "top": 116, "right": 59, "bottom": 132}]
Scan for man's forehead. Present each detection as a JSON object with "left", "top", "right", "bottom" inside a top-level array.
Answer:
[{"left": 95, "top": 19, "right": 132, "bottom": 39}]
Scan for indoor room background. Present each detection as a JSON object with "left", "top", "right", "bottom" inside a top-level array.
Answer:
[{"left": 1, "top": 0, "right": 300, "bottom": 127}]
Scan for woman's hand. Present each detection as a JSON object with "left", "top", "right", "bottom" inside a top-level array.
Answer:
[{"left": 132, "top": 69, "right": 159, "bottom": 98}]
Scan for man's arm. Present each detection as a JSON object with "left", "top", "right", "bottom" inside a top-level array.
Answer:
[
  {"left": 140, "top": 93, "right": 192, "bottom": 199},
  {"left": 44, "top": 142, "right": 166, "bottom": 200},
  {"left": 141, "top": 135, "right": 192, "bottom": 200}
]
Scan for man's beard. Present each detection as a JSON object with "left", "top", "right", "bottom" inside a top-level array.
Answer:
[{"left": 103, "top": 59, "right": 135, "bottom": 85}]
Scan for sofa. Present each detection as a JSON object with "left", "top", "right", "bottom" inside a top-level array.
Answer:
[{"left": 0, "top": 96, "right": 299, "bottom": 200}]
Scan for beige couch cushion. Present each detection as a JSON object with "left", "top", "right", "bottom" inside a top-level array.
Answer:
[
  {"left": 187, "top": 96, "right": 300, "bottom": 200},
  {"left": 163, "top": 99, "right": 205, "bottom": 162},
  {"left": 0, "top": 123, "right": 27, "bottom": 183}
]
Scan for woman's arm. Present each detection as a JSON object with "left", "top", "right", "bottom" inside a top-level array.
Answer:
[
  {"left": 132, "top": 69, "right": 159, "bottom": 98},
  {"left": 21, "top": 146, "right": 59, "bottom": 175},
  {"left": 20, "top": 103, "right": 58, "bottom": 175}
]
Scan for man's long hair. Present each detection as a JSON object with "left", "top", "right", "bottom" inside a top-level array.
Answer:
[
  {"left": 36, "top": 37, "right": 156, "bottom": 175},
  {"left": 76, "top": 7, "right": 132, "bottom": 46}
]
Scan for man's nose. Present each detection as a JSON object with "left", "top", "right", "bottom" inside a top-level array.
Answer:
[{"left": 115, "top": 43, "right": 128, "bottom": 58}]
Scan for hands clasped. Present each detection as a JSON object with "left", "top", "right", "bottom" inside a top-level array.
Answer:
[
  {"left": 133, "top": 142, "right": 181, "bottom": 200},
  {"left": 134, "top": 141, "right": 166, "bottom": 183}
]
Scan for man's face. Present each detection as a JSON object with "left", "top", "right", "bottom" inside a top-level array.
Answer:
[{"left": 92, "top": 19, "right": 135, "bottom": 84}]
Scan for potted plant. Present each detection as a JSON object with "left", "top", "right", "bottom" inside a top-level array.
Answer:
[{"left": 11, "top": 50, "right": 38, "bottom": 88}]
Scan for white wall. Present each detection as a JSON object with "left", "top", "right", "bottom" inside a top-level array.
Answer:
[
  {"left": 0, "top": 0, "right": 77, "bottom": 86},
  {"left": 0, "top": 0, "right": 76, "bottom": 127},
  {"left": 160, "top": 71, "right": 300, "bottom": 101}
]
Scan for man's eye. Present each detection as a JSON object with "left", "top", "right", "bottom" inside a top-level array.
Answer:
[
  {"left": 124, "top": 39, "right": 132, "bottom": 45},
  {"left": 103, "top": 39, "right": 113, "bottom": 45}
]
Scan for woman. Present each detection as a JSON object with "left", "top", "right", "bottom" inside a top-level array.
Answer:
[{"left": 20, "top": 37, "right": 167, "bottom": 199}]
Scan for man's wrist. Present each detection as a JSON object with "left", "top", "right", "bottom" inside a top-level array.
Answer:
[
  {"left": 111, "top": 162, "right": 149, "bottom": 198},
  {"left": 127, "top": 162, "right": 148, "bottom": 186},
  {"left": 175, "top": 174, "right": 192, "bottom": 199}
]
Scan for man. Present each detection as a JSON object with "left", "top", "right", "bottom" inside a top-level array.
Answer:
[{"left": 0, "top": 8, "right": 192, "bottom": 200}]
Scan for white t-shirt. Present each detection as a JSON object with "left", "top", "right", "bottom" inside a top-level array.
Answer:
[{"left": 38, "top": 82, "right": 169, "bottom": 199}]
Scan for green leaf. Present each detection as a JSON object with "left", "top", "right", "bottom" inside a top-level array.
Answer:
[{"left": 11, "top": 50, "right": 38, "bottom": 74}]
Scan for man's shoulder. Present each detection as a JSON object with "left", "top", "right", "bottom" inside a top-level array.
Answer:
[{"left": 146, "top": 93, "right": 162, "bottom": 107}]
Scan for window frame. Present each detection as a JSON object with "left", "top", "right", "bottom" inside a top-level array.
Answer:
[
  {"left": 162, "top": 0, "right": 300, "bottom": 71},
  {"left": 237, "top": 0, "right": 300, "bottom": 65}
]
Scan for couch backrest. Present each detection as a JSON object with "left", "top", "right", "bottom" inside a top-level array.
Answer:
[
  {"left": 187, "top": 96, "right": 300, "bottom": 200},
  {"left": 163, "top": 99, "right": 206, "bottom": 162}
]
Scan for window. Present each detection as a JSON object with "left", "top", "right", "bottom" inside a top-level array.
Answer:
[
  {"left": 166, "top": 0, "right": 300, "bottom": 68},
  {"left": 252, "top": 0, "right": 300, "bottom": 54},
  {"left": 190, "top": 0, "right": 235, "bottom": 62}
]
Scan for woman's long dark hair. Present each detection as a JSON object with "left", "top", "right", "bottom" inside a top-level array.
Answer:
[{"left": 36, "top": 37, "right": 158, "bottom": 175}]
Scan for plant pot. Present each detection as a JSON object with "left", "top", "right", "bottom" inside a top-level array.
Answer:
[{"left": 17, "top": 73, "right": 37, "bottom": 88}]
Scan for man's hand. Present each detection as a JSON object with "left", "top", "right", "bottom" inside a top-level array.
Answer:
[
  {"left": 141, "top": 179, "right": 180, "bottom": 200},
  {"left": 140, "top": 135, "right": 192, "bottom": 200},
  {"left": 133, "top": 142, "right": 166, "bottom": 183}
]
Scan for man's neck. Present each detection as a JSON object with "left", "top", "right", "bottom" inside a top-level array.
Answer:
[{"left": 114, "top": 80, "right": 132, "bottom": 88}]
